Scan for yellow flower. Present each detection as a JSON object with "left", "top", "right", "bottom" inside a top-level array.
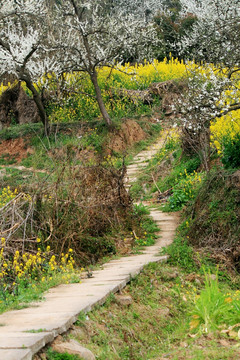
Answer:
[{"left": 224, "top": 297, "right": 232, "bottom": 303}]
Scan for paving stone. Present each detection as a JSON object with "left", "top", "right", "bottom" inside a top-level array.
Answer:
[
  {"left": 0, "top": 332, "right": 54, "bottom": 353},
  {"left": 0, "top": 349, "right": 32, "bottom": 360}
]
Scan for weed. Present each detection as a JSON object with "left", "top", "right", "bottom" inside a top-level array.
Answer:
[
  {"left": 190, "top": 268, "right": 240, "bottom": 333},
  {"left": 25, "top": 329, "right": 47, "bottom": 333},
  {"left": 0, "top": 153, "right": 17, "bottom": 165},
  {"left": 162, "top": 235, "right": 197, "bottom": 272},
  {"left": 46, "top": 349, "right": 82, "bottom": 360}
]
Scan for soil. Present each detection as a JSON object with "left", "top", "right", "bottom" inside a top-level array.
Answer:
[
  {"left": 0, "top": 137, "right": 33, "bottom": 163},
  {"left": 107, "top": 119, "right": 146, "bottom": 153}
]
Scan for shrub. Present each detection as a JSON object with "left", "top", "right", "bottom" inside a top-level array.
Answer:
[
  {"left": 222, "top": 133, "right": 240, "bottom": 169},
  {"left": 0, "top": 163, "right": 134, "bottom": 265}
]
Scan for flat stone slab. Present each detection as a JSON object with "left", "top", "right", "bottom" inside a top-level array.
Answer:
[
  {"left": 0, "top": 332, "right": 54, "bottom": 353},
  {"left": 0, "top": 135, "right": 178, "bottom": 359},
  {"left": 0, "top": 349, "right": 32, "bottom": 360}
]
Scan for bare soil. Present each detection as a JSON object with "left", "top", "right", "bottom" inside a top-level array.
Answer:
[
  {"left": 0, "top": 137, "right": 33, "bottom": 163},
  {"left": 107, "top": 119, "right": 147, "bottom": 153}
]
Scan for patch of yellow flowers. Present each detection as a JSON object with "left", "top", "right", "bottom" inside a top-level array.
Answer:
[
  {"left": 0, "top": 236, "right": 77, "bottom": 299},
  {"left": 0, "top": 187, "right": 79, "bottom": 303},
  {"left": 210, "top": 109, "right": 240, "bottom": 154},
  {"left": 0, "top": 187, "right": 18, "bottom": 208}
]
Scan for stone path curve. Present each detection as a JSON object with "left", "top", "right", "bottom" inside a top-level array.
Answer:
[{"left": 0, "top": 134, "right": 178, "bottom": 360}]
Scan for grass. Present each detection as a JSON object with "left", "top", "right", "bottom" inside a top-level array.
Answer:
[
  {"left": 45, "top": 259, "right": 240, "bottom": 360},
  {"left": 0, "top": 123, "right": 43, "bottom": 141},
  {"left": 46, "top": 350, "right": 83, "bottom": 360},
  {"left": 0, "top": 117, "right": 162, "bottom": 178}
]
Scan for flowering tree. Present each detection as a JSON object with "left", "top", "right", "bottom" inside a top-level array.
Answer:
[
  {"left": 180, "top": 0, "right": 240, "bottom": 69},
  {"left": 0, "top": 0, "right": 59, "bottom": 134},
  {"left": 57, "top": 0, "right": 162, "bottom": 127},
  {"left": 177, "top": 0, "right": 240, "bottom": 169}
]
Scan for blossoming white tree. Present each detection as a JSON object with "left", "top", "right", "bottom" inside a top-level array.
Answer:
[
  {"left": 1, "top": 0, "right": 164, "bottom": 130},
  {"left": 0, "top": 0, "right": 59, "bottom": 134},
  {"left": 176, "top": 0, "right": 240, "bottom": 169},
  {"left": 56, "top": 0, "right": 163, "bottom": 127}
]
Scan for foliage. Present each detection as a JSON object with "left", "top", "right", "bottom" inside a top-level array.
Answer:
[
  {"left": 132, "top": 203, "right": 159, "bottom": 247},
  {"left": 210, "top": 109, "right": 240, "bottom": 155},
  {"left": 190, "top": 268, "right": 240, "bottom": 333},
  {"left": 0, "top": 123, "right": 49, "bottom": 140},
  {"left": 180, "top": 0, "right": 240, "bottom": 67},
  {"left": 0, "top": 186, "right": 18, "bottom": 207},
  {"left": 0, "top": 0, "right": 58, "bottom": 132},
  {"left": 45, "top": 58, "right": 187, "bottom": 124},
  {"left": 177, "top": 0, "right": 240, "bottom": 170},
  {"left": 154, "top": 2, "right": 196, "bottom": 60},
  {"left": 0, "top": 239, "right": 78, "bottom": 312},
  {"left": 162, "top": 234, "right": 196, "bottom": 272},
  {"left": 221, "top": 133, "right": 240, "bottom": 169},
  {"left": 0, "top": 161, "right": 139, "bottom": 266},
  {"left": 176, "top": 66, "right": 240, "bottom": 170},
  {"left": 166, "top": 169, "right": 203, "bottom": 211},
  {"left": 182, "top": 168, "right": 240, "bottom": 269},
  {"left": 47, "top": 349, "right": 81, "bottom": 360},
  {"left": 0, "top": 188, "right": 80, "bottom": 312},
  {"left": 210, "top": 107, "right": 240, "bottom": 169}
]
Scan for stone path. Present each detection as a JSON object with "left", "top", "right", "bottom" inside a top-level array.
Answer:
[{"left": 0, "top": 135, "right": 178, "bottom": 360}]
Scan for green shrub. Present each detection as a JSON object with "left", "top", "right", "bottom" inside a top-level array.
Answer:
[{"left": 222, "top": 134, "right": 240, "bottom": 169}]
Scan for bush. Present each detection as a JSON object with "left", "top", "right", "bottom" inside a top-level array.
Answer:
[
  {"left": 0, "top": 163, "right": 135, "bottom": 265},
  {"left": 222, "top": 134, "right": 240, "bottom": 169}
]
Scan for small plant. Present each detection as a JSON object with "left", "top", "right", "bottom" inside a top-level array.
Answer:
[
  {"left": 190, "top": 268, "right": 240, "bottom": 333},
  {"left": 46, "top": 349, "right": 81, "bottom": 360},
  {"left": 0, "top": 186, "right": 18, "bottom": 208}
]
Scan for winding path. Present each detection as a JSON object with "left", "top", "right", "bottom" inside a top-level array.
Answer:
[{"left": 0, "top": 135, "right": 179, "bottom": 360}]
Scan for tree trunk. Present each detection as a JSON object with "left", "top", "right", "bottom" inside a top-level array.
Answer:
[
  {"left": 90, "top": 70, "right": 112, "bottom": 127},
  {"left": 21, "top": 75, "right": 49, "bottom": 135}
]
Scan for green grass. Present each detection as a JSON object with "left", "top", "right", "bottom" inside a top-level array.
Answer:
[
  {"left": 0, "top": 153, "right": 17, "bottom": 165},
  {"left": 46, "top": 349, "right": 82, "bottom": 360},
  {"left": 45, "top": 259, "right": 240, "bottom": 360},
  {"left": 132, "top": 203, "right": 160, "bottom": 247},
  {"left": 0, "top": 123, "right": 43, "bottom": 140}
]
